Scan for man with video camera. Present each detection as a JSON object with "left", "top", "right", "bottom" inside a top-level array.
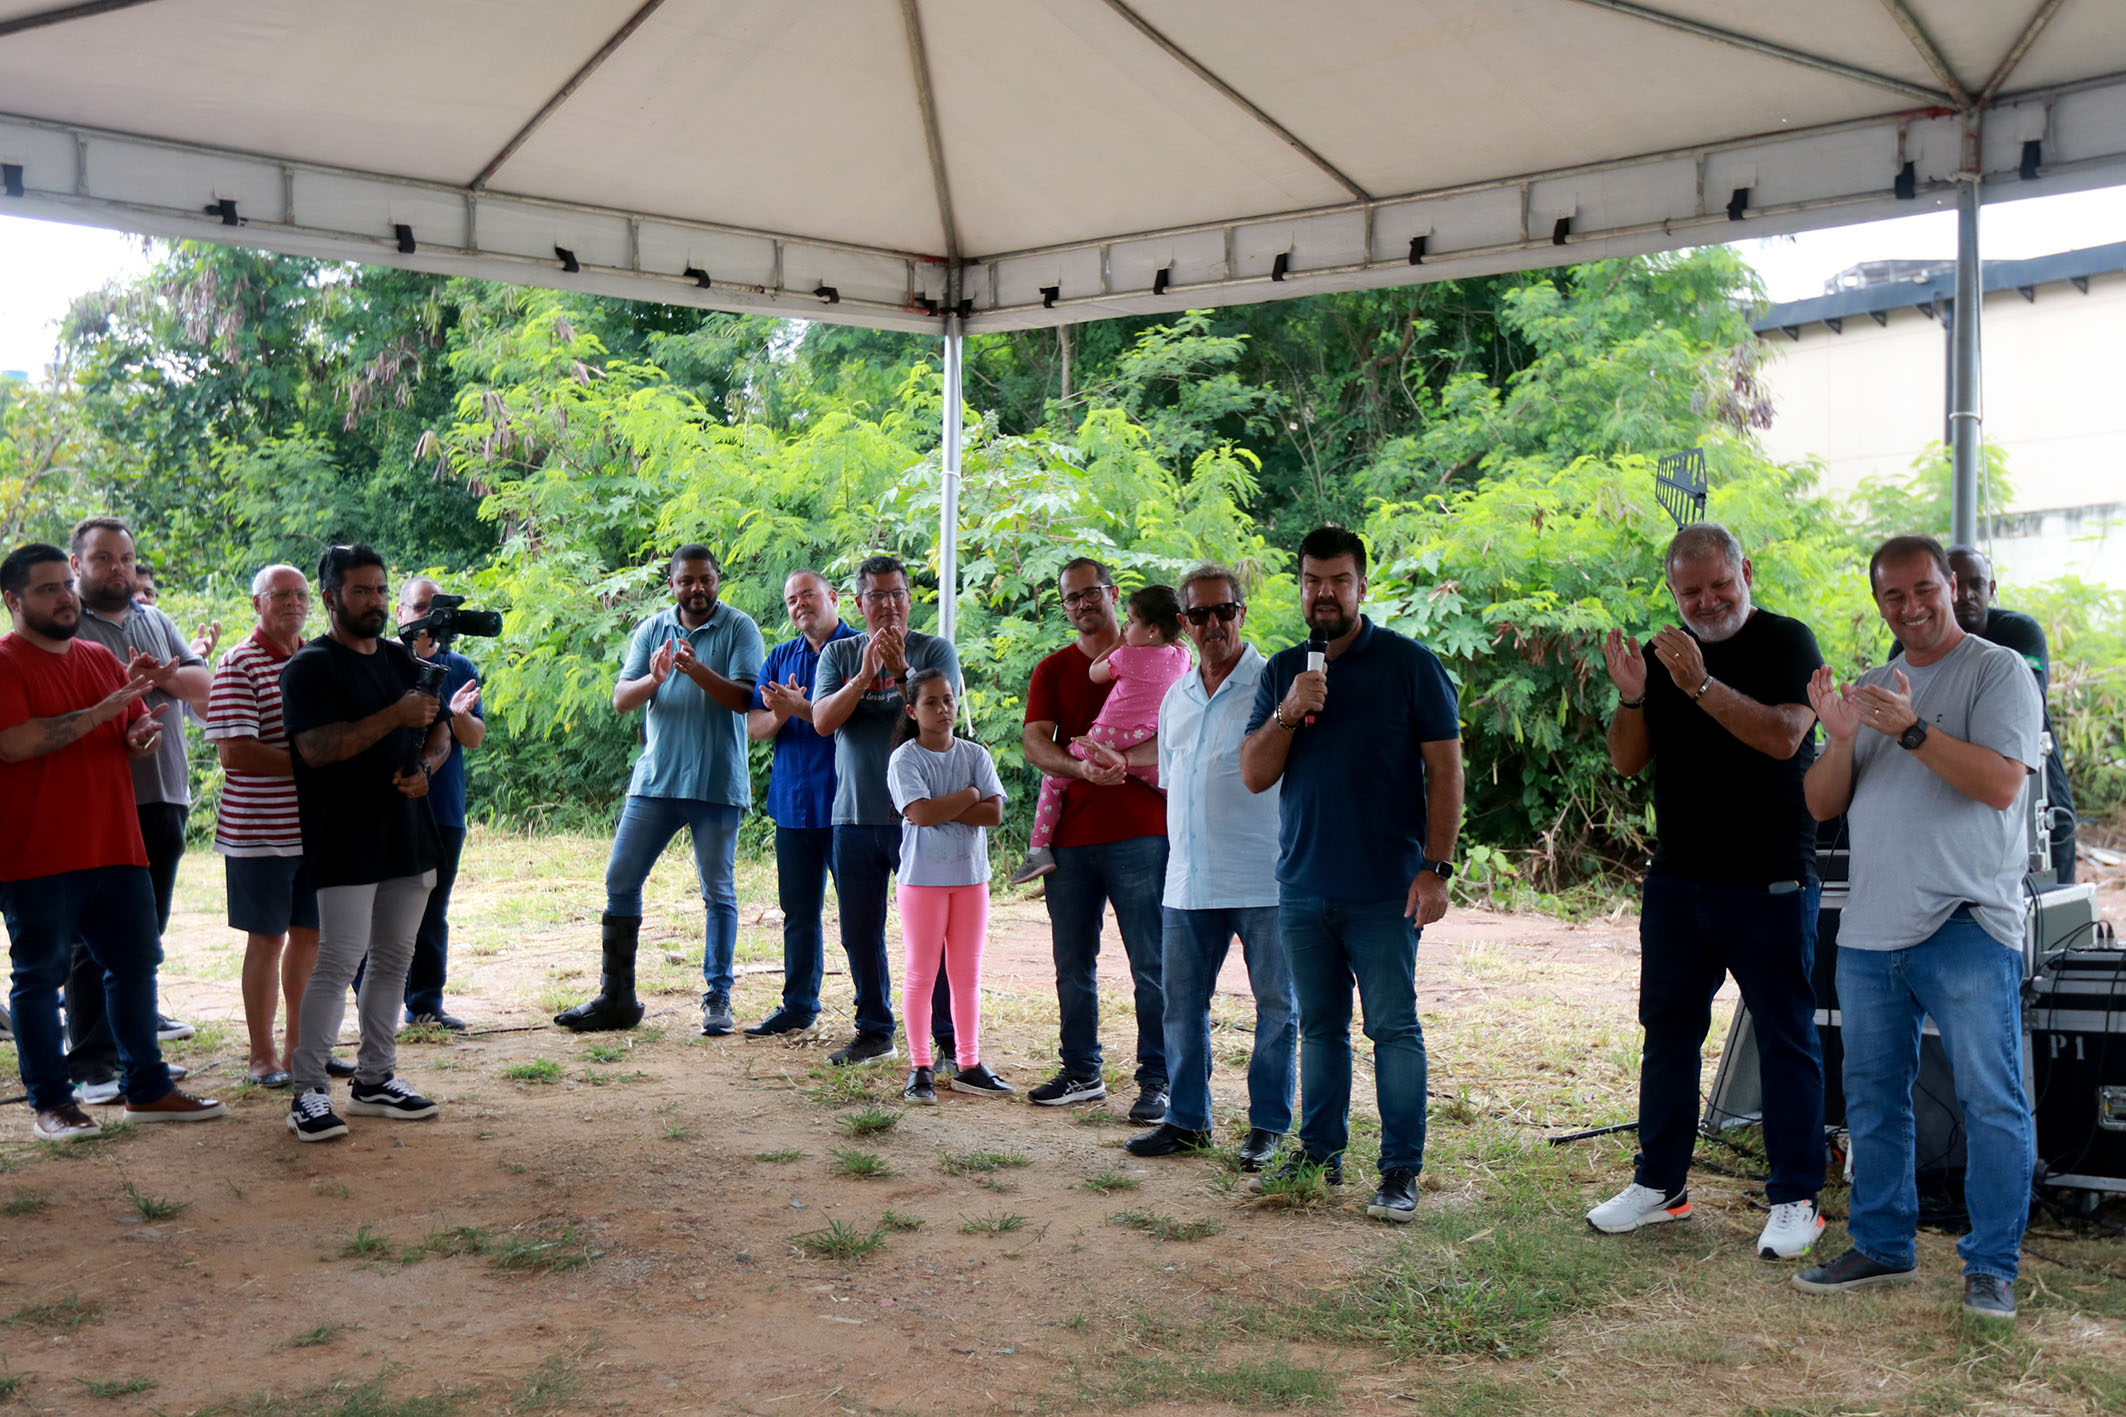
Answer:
[
  {"left": 281, "top": 544, "right": 454, "bottom": 1143},
  {"left": 395, "top": 575, "right": 487, "bottom": 1032}
]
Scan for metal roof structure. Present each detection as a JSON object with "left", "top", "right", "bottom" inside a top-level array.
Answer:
[
  {"left": 1754, "top": 239, "right": 2126, "bottom": 337},
  {"left": 4, "top": 0, "right": 2124, "bottom": 336}
]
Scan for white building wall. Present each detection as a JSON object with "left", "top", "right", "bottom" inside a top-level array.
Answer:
[{"left": 1754, "top": 268, "right": 2126, "bottom": 589}]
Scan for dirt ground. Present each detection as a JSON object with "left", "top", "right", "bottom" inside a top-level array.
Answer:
[{"left": 1, "top": 832, "right": 2122, "bottom": 1417}]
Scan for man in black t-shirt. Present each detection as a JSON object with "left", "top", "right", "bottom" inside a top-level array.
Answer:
[
  {"left": 1886, "top": 546, "right": 2075, "bottom": 883},
  {"left": 279, "top": 544, "right": 451, "bottom": 1143},
  {"left": 1587, "top": 523, "right": 1829, "bottom": 1261}
]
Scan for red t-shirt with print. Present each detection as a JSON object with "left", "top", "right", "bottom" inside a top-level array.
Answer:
[{"left": 0, "top": 633, "right": 148, "bottom": 882}]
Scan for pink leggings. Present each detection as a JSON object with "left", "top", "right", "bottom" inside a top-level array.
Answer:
[
  {"left": 1029, "top": 722, "right": 1159, "bottom": 849},
  {"left": 898, "top": 883, "right": 988, "bottom": 1068}
]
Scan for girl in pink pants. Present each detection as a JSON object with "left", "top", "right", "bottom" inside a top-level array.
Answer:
[{"left": 886, "top": 668, "right": 1014, "bottom": 1105}]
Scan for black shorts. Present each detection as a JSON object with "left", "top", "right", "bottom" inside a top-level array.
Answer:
[{"left": 224, "top": 854, "right": 319, "bottom": 936}]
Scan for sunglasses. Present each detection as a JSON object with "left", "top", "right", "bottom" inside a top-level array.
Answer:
[{"left": 1180, "top": 602, "right": 1242, "bottom": 625}]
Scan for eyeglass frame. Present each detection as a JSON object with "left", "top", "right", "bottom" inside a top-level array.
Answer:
[{"left": 1060, "top": 584, "right": 1114, "bottom": 610}]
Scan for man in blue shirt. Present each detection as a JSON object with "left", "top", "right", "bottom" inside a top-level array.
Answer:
[
  {"left": 1241, "top": 526, "right": 1464, "bottom": 1224},
  {"left": 742, "top": 569, "right": 856, "bottom": 1037},
  {"left": 1123, "top": 564, "right": 1297, "bottom": 1171},
  {"left": 396, "top": 577, "right": 486, "bottom": 1031},
  {"left": 555, "top": 546, "right": 765, "bottom": 1037}
]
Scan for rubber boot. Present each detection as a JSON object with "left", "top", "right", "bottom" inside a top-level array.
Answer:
[{"left": 553, "top": 914, "right": 646, "bottom": 1032}]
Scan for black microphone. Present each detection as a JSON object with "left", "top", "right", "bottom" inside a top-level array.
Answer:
[{"left": 1305, "top": 636, "right": 1326, "bottom": 726}]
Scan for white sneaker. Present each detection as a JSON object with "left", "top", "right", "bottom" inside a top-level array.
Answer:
[
  {"left": 1586, "top": 1182, "right": 1692, "bottom": 1234},
  {"left": 1757, "top": 1199, "right": 1825, "bottom": 1259}
]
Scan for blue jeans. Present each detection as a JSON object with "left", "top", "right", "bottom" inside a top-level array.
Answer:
[
  {"left": 834, "top": 824, "right": 953, "bottom": 1045},
  {"left": 1280, "top": 891, "right": 1429, "bottom": 1173},
  {"left": 4, "top": 866, "right": 173, "bottom": 1111},
  {"left": 605, "top": 796, "right": 741, "bottom": 995},
  {"left": 774, "top": 825, "right": 835, "bottom": 1022},
  {"left": 1837, "top": 911, "right": 2034, "bottom": 1280},
  {"left": 1162, "top": 906, "right": 1296, "bottom": 1133},
  {"left": 1636, "top": 873, "right": 1825, "bottom": 1204},
  {"left": 403, "top": 825, "right": 465, "bottom": 1018},
  {"left": 1047, "top": 835, "right": 1169, "bottom": 1088}
]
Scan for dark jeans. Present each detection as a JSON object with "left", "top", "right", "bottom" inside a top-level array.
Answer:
[
  {"left": 1047, "top": 834, "right": 1169, "bottom": 1089},
  {"left": 5, "top": 866, "right": 173, "bottom": 1111},
  {"left": 65, "top": 802, "right": 184, "bottom": 1080},
  {"left": 775, "top": 825, "right": 836, "bottom": 1022},
  {"left": 1279, "top": 891, "right": 1429, "bottom": 1172},
  {"left": 1635, "top": 872, "right": 1826, "bottom": 1204},
  {"left": 833, "top": 824, "right": 952, "bottom": 1046},
  {"left": 402, "top": 825, "right": 466, "bottom": 1019}
]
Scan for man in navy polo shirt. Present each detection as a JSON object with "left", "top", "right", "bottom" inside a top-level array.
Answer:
[
  {"left": 555, "top": 545, "right": 765, "bottom": 1037},
  {"left": 1241, "top": 525, "right": 1463, "bottom": 1224},
  {"left": 742, "top": 569, "right": 856, "bottom": 1037}
]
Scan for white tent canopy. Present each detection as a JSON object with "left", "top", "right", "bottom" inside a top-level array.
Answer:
[{"left": 5, "top": 0, "right": 2125, "bottom": 335}]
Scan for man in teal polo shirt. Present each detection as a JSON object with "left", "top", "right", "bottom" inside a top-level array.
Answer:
[
  {"left": 555, "top": 545, "right": 765, "bottom": 1036},
  {"left": 1241, "top": 525, "right": 1464, "bottom": 1224}
]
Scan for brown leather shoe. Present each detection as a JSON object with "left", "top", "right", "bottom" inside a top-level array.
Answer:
[
  {"left": 31, "top": 1103, "right": 101, "bottom": 1142},
  {"left": 123, "top": 1088, "right": 227, "bottom": 1124}
]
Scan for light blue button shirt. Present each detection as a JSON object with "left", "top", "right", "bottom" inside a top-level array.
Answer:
[
  {"left": 619, "top": 601, "right": 766, "bottom": 807},
  {"left": 1158, "top": 644, "right": 1282, "bottom": 910}
]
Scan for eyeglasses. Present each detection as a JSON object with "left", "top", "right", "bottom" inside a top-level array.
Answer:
[
  {"left": 1061, "top": 585, "right": 1112, "bottom": 609},
  {"left": 263, "top": 589, "right": 311, "bottom": 604},
  {"left": 859, "top": 589, "right": 910, "bottom": 604},
  {"left": 1180, "top": 602, "right": 1242, "bottom": 625}
]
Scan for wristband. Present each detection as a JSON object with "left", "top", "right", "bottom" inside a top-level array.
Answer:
[
  {"left": 1617, "top": 694, "right": 1646, "bottom": 710},
  {"left": 1271, "top": 705, "right": 1297, "bottom": 732},
  {"left": 1689, "top": 676, "right": 1714, "bottom": 702}
]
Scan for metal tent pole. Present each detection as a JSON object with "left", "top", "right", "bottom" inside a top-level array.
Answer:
[
  {"left": 938, "top": 314, "right": 964, "bottom": 651},
  {"left": 1949, "top": 169, "right": 1982, "bottom": 547}
]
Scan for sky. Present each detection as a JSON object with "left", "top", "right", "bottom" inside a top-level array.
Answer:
[{"left": 5, "top": 184, "right": 2126, "bottom": 378}]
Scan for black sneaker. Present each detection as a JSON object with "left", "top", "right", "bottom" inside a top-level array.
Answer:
[
  {"left": 1127, "top": 1086, "right": 1169, "bottom": 1124},
  {"left": 1238, "top": 1128, "right": 1283, "bottom": 1172},
  {"left": 1963, "top": 1273, "right": 2017, "bottom": 1319},
  {"left": 828, "top": 1032, "right": 898, "bottom": 1067},
  {"left": 743, "top": 1009, "right": 817, "bottom": 1038},
  {"left": 1027, "top": 1071, "right": 1107, "bottom": 1107},
  {"left": 1248, "top": 1149, "right": 1343, "bottom": 1191},
  {"left": 325, "top": 1058, "right": 357, "bottom": 1080},
  {"left": 932, "top": 1052, "right": 958, "bottom": 1082},
  {"left": 1792, "top": 1246, "right": 1918, "bottom": 1294},
  {"left": 904, "top": 1067, "right": 937, "bottom": 1106},
  {"left": 404, "top": 1010, "right": 467, "bottom": 1032},
  {"left": 1124, "top": 1122, "right": 1212, "bottom": 1157},
  {"left": 286, "top": 1089, "right": 349, "bottom": 1143},
  {"left": 699, "top": 991, "right": 735, "bottom": 1037},
  {"left": 950, "top": 1063, "right": 1016, "bottom": 1098},
  {"left": 1367, "top": 1166, "right": 1420, "bottom": 1223},
  {"left": 156, "top": 1012, "right": 194, "bottom": 1041},
  {"left": 344, "top": 1074, "right": 440, "bottom": 1120}
]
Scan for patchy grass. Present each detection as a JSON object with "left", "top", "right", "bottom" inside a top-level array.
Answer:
[
  {"left": 491, "top": 1223, "right": 596, "bottom": 1274},
  {"left": 2, "top": 1292, "right": 101, "bottom": 1331},
  {"left": 213, "top": 1371, "right": 464, "bottom": 1416},
  {"left": 1069, "top": 1354, "right": 1337, "bottom": 1410},
  {"left": 828, "top": 1147, "right": 895, "bottom": 1179},
  {"left": 754, "top": 1149, "right": 807, "bottom": 1163},
  {"left": 338, "top": 1224, "right": 393, "bottom": 1259},
  {"left": 423, "top": 1224, "right": 495, "bottom": 1258},
  {"left": 3, "top": 1187, "right": 49, "bottom": 1217},
  {"left": 880, "top": 1209, "right": 925, "bottom": 1232},
  {"left": 803, "top": 1068, "right": 879, "bottom": 1107},
  {"left": 122, "top": 1176, "right": 187, "bottom": 1221},
  {"left": 76, "top": 1375, "right": 154, "bottom": 1399},
  {"left": 1081, "top": 1169, "right": 1142, "bottom": 1195},
  {"left": 939, "top": 1148, "right": 1031, "bottom": 1176},
  {"left": 581, "top": 1041, "right": 630, "bottom": 1063},
  {"left": 838, "top": 1103, "right": 904, "bottom": 1137},
  {"left": 1251, "top": 1158, "right": 1340, "bottom": 1208},
  {"left": 287, "top": 1322, "right": 356, "bottom": 1349},
  {"left": 1108, "top": 1209, "right": 1225, "bottom": 1242},
  {"left": 501, "top": 1058, "right": 564, "bottom": 1085},
  {"left": 791, "top": 1219, "right": 887, "bottom": 1262},
  {"left": 959, "top": 1211, "right": 1028, "bottom": 1235}
]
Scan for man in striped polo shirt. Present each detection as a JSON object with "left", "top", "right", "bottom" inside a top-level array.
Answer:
[{"left": 206, "top": 564, "right": 327, "bottom": 1089}]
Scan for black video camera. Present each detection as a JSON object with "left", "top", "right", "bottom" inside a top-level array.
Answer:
[{"left": 398, "top": 592, "right": 502, "bottom": 651}]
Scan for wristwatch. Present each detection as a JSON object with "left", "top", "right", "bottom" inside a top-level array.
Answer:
[
  {"left": 1897, "top": 720, "right": 1929, "bottom": 751},
  {"left": 1423, "top": 859, "right": 1455, "bottom": 881}
]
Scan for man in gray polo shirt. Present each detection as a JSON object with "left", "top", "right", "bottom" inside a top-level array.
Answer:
[
  {"left": 1797, "top": 534, "right": 2043, "bottom": 1322},
  {"left": 64, "top": 517, "right": 206, "bottom": 1102}
]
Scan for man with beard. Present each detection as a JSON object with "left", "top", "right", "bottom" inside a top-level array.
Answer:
[
  {"left": 742, "top": 570, "right": 857, "bottom": 1038},
  {"left": 2, "top": 543, "right": 226, "bottom": 1140},
  {"left": 64, "top": 517, "right": 207, "bottom": 1103},
  {"left": 1123, "top": 564, "right": 1297, "bottom": 1169},
  {"left": 1889, "top": 546, "right": 2076, "bottom": 884},
  {"left": 1019, "top": 557, "right": 1169, "bottom": 1119},
  {"left": 1585, "top": 523, "right": 1829, "bottom": 1260},
  {"left": 1240, "top": 525, "right": 1462, "bottom": 1223},
  {"left": 395, "top": 575, "right": 486, "bottom": 1031},
  {"left": 281, "top": 544, "right": 454, "bottom": 1142},
  {"left": 1797, "top": 535, "right": 2041, "bottom": 1321},
  {"left": 556, "top": 546, "right": 764, "bottom": 1037},
  {"left": 812, "top": 555, "right": 961, "bottom": 1067}
]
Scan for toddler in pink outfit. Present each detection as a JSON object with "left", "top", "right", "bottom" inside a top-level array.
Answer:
[{"left": 1010, "top": 584, "right": 1189, "bottom": 884}]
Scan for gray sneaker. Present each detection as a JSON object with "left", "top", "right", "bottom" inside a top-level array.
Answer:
[
  {"left": 700, "top": 991, "right": 735, "bottom": 1037},
  {"left": 1963, "top": 1273, "right": 2017, "bottom": 1319}
]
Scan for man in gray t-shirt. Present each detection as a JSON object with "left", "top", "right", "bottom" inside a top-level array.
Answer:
[
  {"left": 1796, "top": 535, "right": 2042, "bottom": 1321},
  {"left": 64, "top": 518, "right": 209, "bottom": 1096},
  {"left": 811, "top": 555, "right": 962, "bottom": 1066}
]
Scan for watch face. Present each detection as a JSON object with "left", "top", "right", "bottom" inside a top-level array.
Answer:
[{"left": 1899, "top": 722, "right": 1928, "bottom": 750}]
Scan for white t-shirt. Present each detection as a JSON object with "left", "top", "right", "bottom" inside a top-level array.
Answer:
[{"left": 887, "top": 737, "right": 1007, "bottom": 887}]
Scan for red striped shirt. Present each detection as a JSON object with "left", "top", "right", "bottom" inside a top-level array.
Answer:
[{"left": 206, "top": 629, "right": 303, "bottom": 856}]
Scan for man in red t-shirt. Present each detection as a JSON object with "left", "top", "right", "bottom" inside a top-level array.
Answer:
[
  {"left": 1020, "top": 556, "right": 1170, "bottom": 1119},
  {"left": 0, "top": 544, "right": 225, "bottom": 1142}
]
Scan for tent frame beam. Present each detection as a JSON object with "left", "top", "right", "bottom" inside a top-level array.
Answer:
[
  {"left": 1980, "top": 0, "right": 2068, "bottom": 105},
  {"left": 1877, "top": 0, "right": 1973, "bottom": 108},
  {"left": 899, "top": 0, "right": 962, "bottom": 262},
  {"left": 1558, "top": 0, "right": 1950, "bottom": 105},
  {"left": 0, "top": 0, "right": 162, "bottom": 40},
  {"left": 468, "top": 0, "right": 668, "bottom": 190}
]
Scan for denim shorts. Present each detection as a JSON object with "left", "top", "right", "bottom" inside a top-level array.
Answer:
[{"left": 225, "top": 854, "right": 320, "bottom": 935}]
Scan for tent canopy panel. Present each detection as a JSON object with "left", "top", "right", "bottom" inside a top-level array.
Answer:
[{"left": 2, "top": 0, "right": 2124, "bottom": 333}]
